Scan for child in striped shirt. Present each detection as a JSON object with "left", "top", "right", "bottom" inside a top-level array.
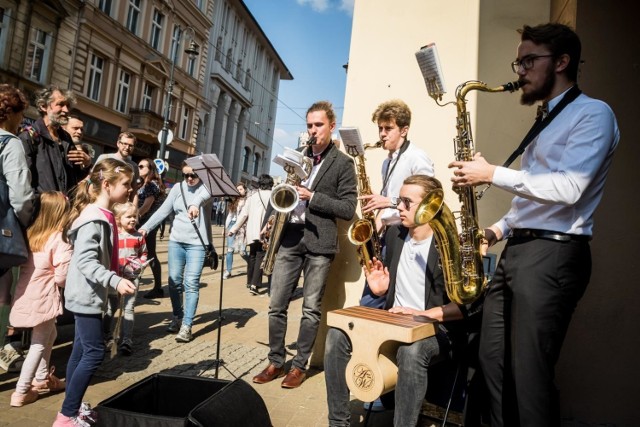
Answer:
[{"left": 102, "top": 202, "right": 147, "bottom": 356}]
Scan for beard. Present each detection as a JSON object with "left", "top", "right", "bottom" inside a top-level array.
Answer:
[
  {"left": 48, "top": 112, "right": 69, "bottom": 127},
  {"left": 520, "top": 63, "right": 556, "bottom": 106}
]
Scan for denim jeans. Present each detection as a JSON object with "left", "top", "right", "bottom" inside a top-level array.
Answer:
[
  {"left": 103, "top": 280, "right": 139, "bottom": 344},
  {"left": 145, "top": 227, "right": 163, "bottom": 290},
  {"left": 226, "top": 219, "right": 236, "bottom": 273},
  {"left": 268, "top": 236, "right": 333, "bottom": 370},
  {"left": 167, "top": 240, "right": 205, "bottom": 327},
  {"left": 62, "top": 313, "right": 104, "bottom": 417},
  {"left": 324, "top": 326, "right": 449, "bottom": 426}
]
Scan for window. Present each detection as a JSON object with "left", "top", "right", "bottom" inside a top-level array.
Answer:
[
  {"left": 150, "top": 9, "right": 164, "bottom": 50},
  {"left": 252, "top": 153, "right": 260, "bottom": 176},
  {"left": 98, "top": 0, "right": 112, "bottom": 15},
  {"left": 180, "top": 106, "right": 191, "bottom": 140},
  {"left": 115, "top": 69, "right": 131, "bottom": 113},
  {"left": 87, "top": 53, "right": 104, "bottom": 101},
  {"left": 215, "top": 37, "right": 222, "bottom": 62},
  {"left": 126, "top": 0, "right": 141, "bottom": 35},
  {"left": 0, "top": 8, "right": 10, "bottom": 66},
  {"left": 242, "top": 147, "right": 250, "bottom": 172},
  {"left": 141, "top": 83, "right": 154, "bottom": 110},
  {"left": 25, "top": 28, "right": 50, "bottom": 83},
  {"left": 170, "top": 25, "right": 182, "bottom": 63}
]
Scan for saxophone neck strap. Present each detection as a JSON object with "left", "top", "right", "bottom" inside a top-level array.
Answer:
[
  {"left": 502, "top": 85, "right": 582, "bottom": 168},
  {"left": 382, "top": 140, "right": 411, "bottom": 194}
]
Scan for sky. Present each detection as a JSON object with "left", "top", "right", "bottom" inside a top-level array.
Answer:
[{"left": 242, "top": 0, "right": 355, "bottom": 178}]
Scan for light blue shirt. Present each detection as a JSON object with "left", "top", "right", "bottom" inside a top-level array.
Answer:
[{"left": 492, "top": 90, "right": 620, "bottom": 237}]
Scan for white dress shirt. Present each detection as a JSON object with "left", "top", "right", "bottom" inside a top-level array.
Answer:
[
  {"left": 492, "top": 89, "right": 620, "bottom": 237},
  {"left": 380, "top": 142, "right": 435, "bottom": 226}
]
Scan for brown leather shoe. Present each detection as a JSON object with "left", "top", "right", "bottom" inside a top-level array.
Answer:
[
  {"left": 281, "top": 367, "right": 307, "bottom": 389},
  {"left": 252, "top": 363, "right": 285, "bottom": 384}
]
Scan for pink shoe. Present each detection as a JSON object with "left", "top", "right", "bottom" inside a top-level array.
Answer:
[
  {"left": 33, "top": 366, "right": 66, "bottom": 393},
  {"left": 10, "top": 388, "right": 39, "bottom": 407},
  {"left": 52, "top": 412, "right": 90, "bottom": 427}
]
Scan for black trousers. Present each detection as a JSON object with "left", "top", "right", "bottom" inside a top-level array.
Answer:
[{"left": 479, "top": 237, "right": 591, "bottom": 427}]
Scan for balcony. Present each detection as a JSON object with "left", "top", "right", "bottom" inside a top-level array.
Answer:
[{"left": 129, "top": 108, "right": 176, "bottom": 139}]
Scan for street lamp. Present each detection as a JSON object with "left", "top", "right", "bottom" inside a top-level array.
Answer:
[{"left": 158, "top": 26, "right": 200, "bottom": 161}]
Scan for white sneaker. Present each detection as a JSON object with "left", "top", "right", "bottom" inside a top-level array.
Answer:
[
  {"left": 166, "top": 318, "right": 182, "bottom": 333},
  {"left": 223, "top": 271, "right": 231, "bottom": 279},
  {"left": 175, "top": 325, "right": 193, "bottom": 343}
]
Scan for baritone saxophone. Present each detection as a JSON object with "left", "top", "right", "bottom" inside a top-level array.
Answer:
[{"left": 415, "top": 80, "right": 520, "bottom": 305}]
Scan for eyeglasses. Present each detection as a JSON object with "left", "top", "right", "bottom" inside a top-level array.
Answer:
[
  {"left": 182, "top": 172, "right": 198, "bottom": 179},
  {"left": 138, "top": 164, "right": 147, "bottom": 169},
  {"left": 397, "top": 196, "right": 417, "bottom": 210},
  {"left": 118, "top": 141, "right": 135, "bottom": 149},
  {"left": 511, "top": 54, "right": 554, "bottom": 73}
]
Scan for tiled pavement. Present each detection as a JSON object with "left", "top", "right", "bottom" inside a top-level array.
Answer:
[{"left": 0, "top": 227, "right": 407, "bottom": 427}]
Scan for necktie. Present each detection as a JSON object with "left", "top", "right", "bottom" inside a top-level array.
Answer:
[
  {"left": 536, "top": 102, "right": 549, "bottom": 121},
  {"left": 313, "top": 155, "right": 322, "bottom": 166}
]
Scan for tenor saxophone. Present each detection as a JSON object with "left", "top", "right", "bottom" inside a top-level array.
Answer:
[
  {"left": 347, "top": 143, "right": 383, "bottom": 271},
  {"left": 261, "top": 139, "right": 314, "bottom": 275},
  {"left": 416, "top": 80, "right": 519, "bottom": 305}
]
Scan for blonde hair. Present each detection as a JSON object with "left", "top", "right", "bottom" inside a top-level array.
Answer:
[
  {"left": 112, "top": 202, "right": 138, "bottom": 222},
  {"left": 68, "top": 158, "right": 133, "bottom": 225},
  {"left": 27, "top": 191, "right": 70, "bottom": 252}
]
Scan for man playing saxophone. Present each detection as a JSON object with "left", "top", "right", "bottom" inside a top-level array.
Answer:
[
  {"left": 252, "top": 101, "right": 357, "bottom": 389},
  {"left": 359, "top": 100, "right": 435, "bottom": 308},
  {"left": 450, "top": 23, "right": 619, "bottom": 427},
  {"left": 325, "top": 175, "right": 482, "bottom": 427}
]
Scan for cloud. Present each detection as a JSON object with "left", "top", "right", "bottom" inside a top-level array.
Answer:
[{"left": 296, "top": 0, "right": 354, "bottom": 15}]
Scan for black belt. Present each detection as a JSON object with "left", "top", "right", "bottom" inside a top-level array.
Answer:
[{"left": 510, "top": 228, "right": 591, "bottom": 242}]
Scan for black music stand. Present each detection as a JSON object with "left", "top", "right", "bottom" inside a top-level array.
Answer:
[{"left": 185, "top": 154, "right": 240, "bottom": 379}]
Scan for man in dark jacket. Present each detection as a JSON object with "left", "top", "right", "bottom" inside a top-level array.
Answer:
[
  {"left": 324, "top": 175, "right": 481, "bottom": 427},
  {"left": 252, "top": 101, "right": 357, "bottom": 389},
  {"left": 19, "top": 86, "right": 91, "bottom": 194}
]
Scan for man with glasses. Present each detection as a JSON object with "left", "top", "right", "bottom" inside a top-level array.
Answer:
[
  {"left": 449, "top": 23, "right": 619, "bottom": 426},
  {"left": 96, "top": 132, "right": 140, "bottom": 193},
  {"left": 324, "top": 175, "right": 482, "bottom": 427}
]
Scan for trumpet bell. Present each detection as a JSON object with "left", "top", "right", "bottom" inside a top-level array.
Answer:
[
  {"left": 270, "top": 183, "right": 299, "bottom": 213},
  {"left": 415, "top": 189, "right": 445, "bottom": 225}
]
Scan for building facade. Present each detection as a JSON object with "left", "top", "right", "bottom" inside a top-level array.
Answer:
[
  {"left": 0, "top": 0, "right": 290, "bottom": 186},
  {"left": 203, "top": 0, "right": 292, "bottom": 186}
]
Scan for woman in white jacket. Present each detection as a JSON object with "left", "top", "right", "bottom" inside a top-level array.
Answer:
[{"left": 229, "top": 174, "right": 273, "bottom": 294}]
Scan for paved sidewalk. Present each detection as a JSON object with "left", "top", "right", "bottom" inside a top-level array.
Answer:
[{"left": 0, "top": 227, "right": 408, "bottom": 427}]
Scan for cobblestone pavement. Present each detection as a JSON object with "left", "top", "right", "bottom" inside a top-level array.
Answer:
[{"left": 0, "top": 228, "right": 401, "bottom": 427}]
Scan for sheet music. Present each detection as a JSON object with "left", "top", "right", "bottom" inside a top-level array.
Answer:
[
  {"left": 274, "top": 148, "right": 308, "bottom": 180},
  {"left": 415, "top": 42, "right": 446, "bottom": 100},
  {"left": 338, "top": 127, "right": 364, "bottom": 157}
]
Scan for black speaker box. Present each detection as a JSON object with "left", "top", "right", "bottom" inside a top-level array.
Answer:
[{"left": 95, "top": 373, "right": 271, "bottom": 426}]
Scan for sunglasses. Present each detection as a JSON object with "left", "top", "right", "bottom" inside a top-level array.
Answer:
[
  {"left": 138, "top": 164, "right": 147, "bottom": 169},
  {"left": 397, "top": 196, "right": 417, "bottom": 210},
  {"left": 182, "top": 172, "right": 198, "bottom": 179}
]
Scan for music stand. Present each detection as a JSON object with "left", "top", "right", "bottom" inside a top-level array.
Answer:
[{"left": 185, "top": 154, "right": 240, "bottom": 378}]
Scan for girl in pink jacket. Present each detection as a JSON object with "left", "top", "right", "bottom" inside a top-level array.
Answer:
[{"left": 9, "top": 191, "right": 73, "bottom": 407}]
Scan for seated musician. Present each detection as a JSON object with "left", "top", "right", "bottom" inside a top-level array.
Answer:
[{"left": 324, "top": 174, "right": 482, "bottom": 427}]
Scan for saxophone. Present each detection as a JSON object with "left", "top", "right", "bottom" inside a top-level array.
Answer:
[
  {"left": 347, "top": 143, "right": 383, "bottom": 271},
  {"left": 416, "top": 80, "right": 519, "bottom": 305},
  {"left": 261, "top": 139, "right": 314, "bottom": 275}
]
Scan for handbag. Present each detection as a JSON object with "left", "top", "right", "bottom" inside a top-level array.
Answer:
[
  {"left": 0, "top": 135, "right": 29, "bottom": 274},
  {"left": 179, "top": 182, "right": 218, "bottom": 270}
]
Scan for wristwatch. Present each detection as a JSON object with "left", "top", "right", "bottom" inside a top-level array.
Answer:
[{"left": 390, "top": 196, "right": 398, "bottom": 209}]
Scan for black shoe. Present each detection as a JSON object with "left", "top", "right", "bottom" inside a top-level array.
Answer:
[
  {"left": 119, "top": 342, "right": 132, "bottom": 356},
  {"left": 144, "top": 288, "right": 164, "bottom": 299},
  {"left": 249, "top": 285, "right": 258, "bottom": 295}
]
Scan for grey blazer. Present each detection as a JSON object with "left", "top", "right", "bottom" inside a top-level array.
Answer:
[{"left": 275, "top": 143, "right": 357, "bottom": 255}]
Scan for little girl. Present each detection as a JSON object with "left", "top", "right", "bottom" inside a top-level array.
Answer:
[
  {"left": 9, "top": 192, "right": 73, "bottom": 407},
  {"left": 102, "top": 202, "right": 147, "bottom": 356},
  {"left": 52, "top": 159, "right": 136, "bottom": 427}
]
